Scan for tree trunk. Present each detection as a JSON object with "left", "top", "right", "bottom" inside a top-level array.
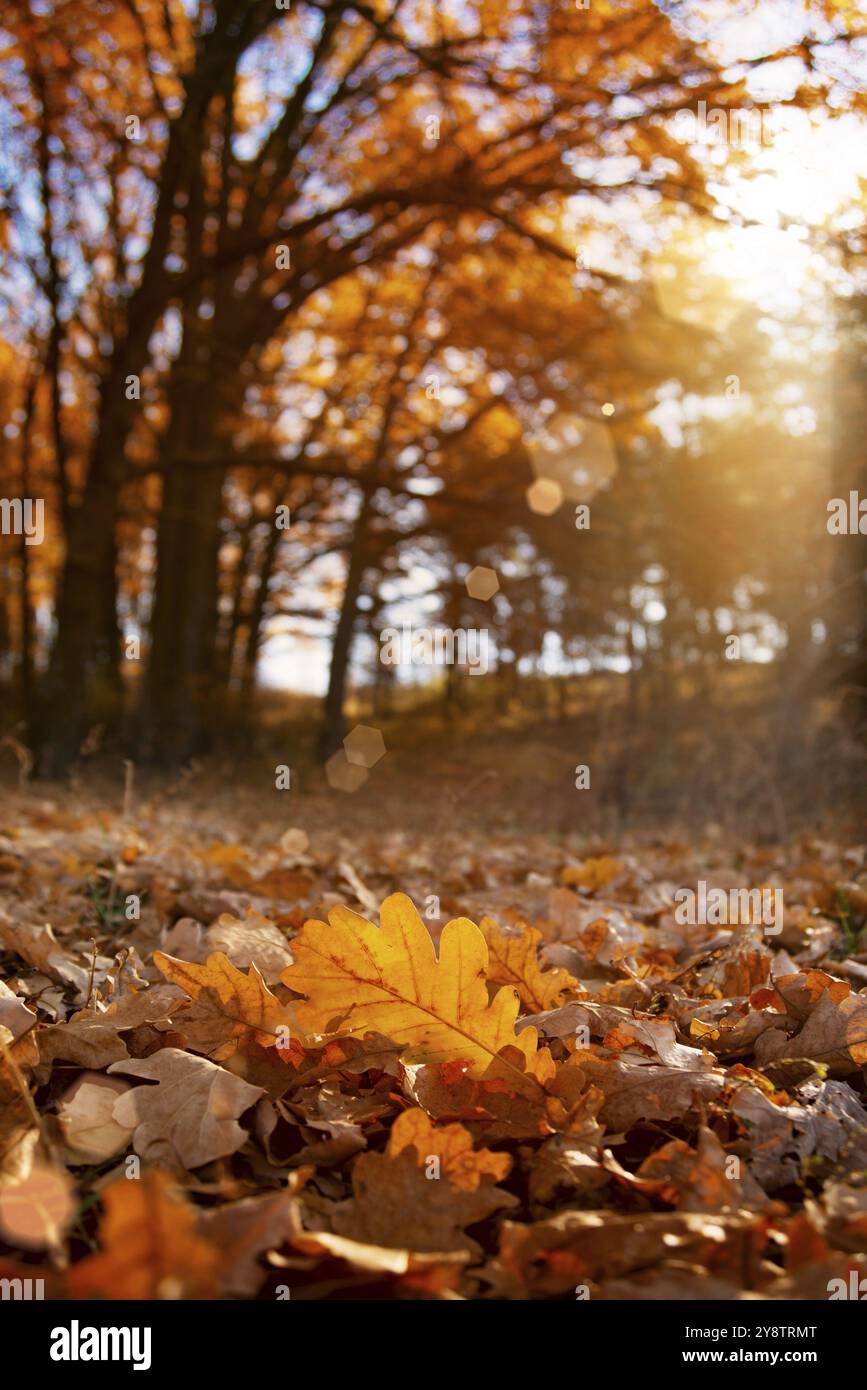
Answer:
[
  {"left": 318, "top": 492, "right": 372, "bottom": 756},
  {"left": 218, "top": 521, "right": 253, "bottom": 690},
  {"left": 34, "top": 429, "right": 123, "bottom": 775},
  {"left": 829, "top": 335, "right": 867, "bottom": 723},
  {"left": 141, "top": 441, "right": 225, "bottom": 763},
  {"left": 240, "top": 508, "right": 284, "bottom": 703},
  {"left": 35, "top": 46, "right": 229, "bottom": 772},
  {"left": 16, "top": 373, "right": 38, "bottom": 728}
]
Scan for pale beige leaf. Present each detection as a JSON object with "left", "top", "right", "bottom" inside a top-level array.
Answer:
[
  {"left": 57, "top": 1073, "right": 134, "bottom": 1162},
  {"left": 108, "top": 1048, "right": 264, "bottom": 1169}
]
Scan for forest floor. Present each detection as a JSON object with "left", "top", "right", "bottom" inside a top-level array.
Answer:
[{"left": 1, "top": 755, "right": 866, "bottom": 1299}]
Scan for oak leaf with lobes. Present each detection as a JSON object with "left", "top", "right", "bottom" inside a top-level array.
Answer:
[
  {"left": 281, "top": 892, "right": 552, "bottom": 1088},
  {"left": 153, "top": 949, "right": 291, "bottom": 1059},
  {"left": 389, "top": 1107, "right": 511, "bottom": 1191},
  {"left": 479, "top": 916, "right": 580, "bottom": 1011},
  {"left": 331, "top": 1108, "right": 516, "bottom": 1254}
]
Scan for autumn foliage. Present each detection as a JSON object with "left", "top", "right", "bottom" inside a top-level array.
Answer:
[
  {"left": 1, "top": 798, "right": 866, "bottom": 1300},
  {"left": 1, "top": 0, "right": 867, "bottom": 1313}
]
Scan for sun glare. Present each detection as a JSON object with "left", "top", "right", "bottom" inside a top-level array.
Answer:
[{"left": 653, "top": 112, "right": 866, "bottom": 331}]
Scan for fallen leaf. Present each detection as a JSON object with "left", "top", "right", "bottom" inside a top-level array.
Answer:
[
  {"left": 388, "top": 1107, "right": 511, "bottom": 1190},
  {"left": 288, "top": 1228, "right": 468, "bottom": 1293},
  {"left": 0, "top": 981, "right": 36, "bottom": 1040},
  {"left": 730, "top": 1077, "right": 867, "bottom": 1190},
  {"left": 487, "top": 1209, "right": 763, "bottom": 1298},
  {"left": 205, "top": 912, "right": 293, "bottom": 984},
  {"left": 69, "top": 1172, "right": 219, "bottom": 1298},
  {"left": 37, "top": 1009, "right": 130, "bottom": 1071},
  {"left": 198, "top": 1187, "right": 306, "bottom": 1296},
  {"left": 107, "top": 1048, "right": 264, "bottom": 1168},
  {"left": 561, "top": 856, "right": 622, "bottom": 891},
  {"left": 0, "top": 915, "right": 93, "bottom": 995},
  {"left": 0, "top": 1162, "right": 75, "bottom": 1249},
  {"left": 479, "top": 916, "right": 579, "bottom": 1011},
  {"left": 0, "top": 1033, "right": 39, "bottom": 1183},
  {"left": 153, "top": 950, "right": 290, "bottom": 1059},
  {"left": 57, "top": 1072, "right": 134, "bottom": 1162},
  {"left": 634, "top": 1125, "right": 771, "bottom": 1211},
  {"left": 282, "top": 893, "right": 551, "bottom": 1088},
  {"left": 331, "top": 1107, "right": 517, "bottom": 1253},
  {"left": 577, "top": 1050, "right": 725, "bottom": 1131},
  {"left": 783, "top": 986, "right": 867, "bottom": 1075}
]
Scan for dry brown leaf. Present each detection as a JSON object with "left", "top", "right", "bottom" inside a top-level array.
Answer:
[
  {"left": 198, "top": 1187, "right": 306, "bottom": 1296},
  {"left": 0, "top": 915, "right": 92, "bottom": 994},
  {"left": 288, "top": 1228, "right": 469, "bottom": 1293},
  {"left": 784, "top": 986, "right": 867, "bottom": 1075},
  {"left": 205, "top": 912, "right": 293, "bottom": 984},
  {"left": 102, "top": 985, "right": 184, "bottom": 1030},
  {"left": 487, "top": 1209, "right": 763, "bottom": 1298},
  {"left": 0, "top": 1031, "right": 40, "bottom": 1184},
  {"left": 332, "top": 1107, "right": 517, "bottom": 1253},
  {"left": 0, "top": 981, "right": 36, "bottom": 1040},
  {"left": 56, "top": 1072, "right": 134, "bottom": 1163},
  {"left": 526, "top": 1092, "right": 611, "bottom": 1202},
  {"left": 107, "top": 1048, "right": 264, "bottom": 1168},
  {"left": 634, "top": 1125, "right": 771, "bottom": 1211},
  {"left": 730, "top": 1077, "right": 867, "bottom": 1189},
  {"left": 405, "top": 1058, "right": 554, "bottom": 1140},
  {"left": 0, "top": 1162, "right": 75, "bottom": 1250},
  {"left": 577, "top": 1050, "right": 725, "bottom": 1131},
  {"left": 37, "top": 1009, "right": 130, "bottom": 1071}
]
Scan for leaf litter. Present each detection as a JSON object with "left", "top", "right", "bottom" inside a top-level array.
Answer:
[{"left": 1, "top": 791, "right": 866, "bottom": 1300}]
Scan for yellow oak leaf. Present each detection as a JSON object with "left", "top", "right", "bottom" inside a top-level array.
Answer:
[
  {"left": 561, "top": 856, "right": 622, "bottom": 891},
  {"left": 153, "top": 950, "right": 290, "bottom": 1059},
  {"left": 68, "top": 1172, "right": 218, "bottom": 1299},
  {"left": 389, "top": 1107, "right": 511, "bottom": 1191},
  {"left": 281, "top": 893, "right": 552, "bottom": 1089},
  {"left": 479, "top": 917, "right": 580, "bottom": 1012},
  {"left": 332, "top": 1107, "right": 516, "bottom": 1254}
]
